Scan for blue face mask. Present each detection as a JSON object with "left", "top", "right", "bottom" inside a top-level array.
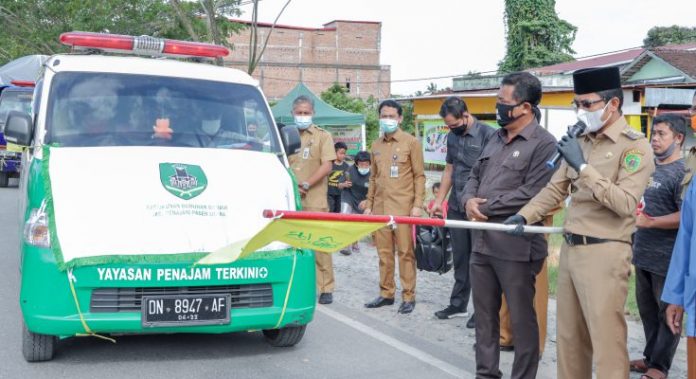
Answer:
[
  {"left": 294, "top": 115, "right": 312, "bottom": 130},
  {"left": 379, "top": 118, "right": 399, "bottom": 134}
]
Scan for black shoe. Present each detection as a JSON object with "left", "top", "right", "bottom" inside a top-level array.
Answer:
[
  {"left": 339, "top": 249, "right": 351, "bottom": 256},
  {"left": 434, "top": 305, "right": 468, "bottom": 320},
  {"left": 466, "top": 313, "right": 475, "bottom": 329},
  {"left": 364, "top": 296, "right": 395, "bottom": 308},
  {"left": 397, "top": 301, "right": 416, "bottom": 314},
  {"left": 318, "top": 293, "right": 333, "bottom": 304}
]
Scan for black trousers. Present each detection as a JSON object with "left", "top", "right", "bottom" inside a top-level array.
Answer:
[
  {"left": 635, "top": 267, "right": 680, "bottom": 374},
  {"left": 448, "top": 208, "right": 472, "bottom": 311},
  {"left": 470, "top": 252, "right": 542, "bottom": 379},
  {"left": 327, "top": 194, "right": 341, "bottom": 213}
]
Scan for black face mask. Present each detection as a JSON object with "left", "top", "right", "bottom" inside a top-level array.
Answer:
[
  {"left": 496, "top": 102, "right": 523, "bottom": 127},
  {"left": 448, "top": 119, "right": 468, "bottom": 136}
]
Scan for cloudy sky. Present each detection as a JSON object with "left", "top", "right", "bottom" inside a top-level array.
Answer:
[{"left": 237, "top": 0, "right": 695, "bottom": 96}]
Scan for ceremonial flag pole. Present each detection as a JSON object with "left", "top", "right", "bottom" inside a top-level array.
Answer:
[
  {"left": 198, "top": 210, "right": 565, "bottom": 265},
  {"left": 262, "top": 210, "right": 564, "bottom": 234}
]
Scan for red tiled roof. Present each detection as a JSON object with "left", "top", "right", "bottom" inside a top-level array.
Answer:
[
  {"left": 528, "top": 48, "right": 644, "bottom": 74},
  {"left": 651, "top": 48, "right": 696, "bottom": 79},
  {"left": 527, "top": 42, "right": 696, "bottom": 75},
  {"left": 660, "top": 42, "right": 696, "bottom": 50}
]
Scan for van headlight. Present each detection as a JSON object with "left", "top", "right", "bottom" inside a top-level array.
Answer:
[{"left": 24, "top": 208, "right": 51, "bottom": 248}]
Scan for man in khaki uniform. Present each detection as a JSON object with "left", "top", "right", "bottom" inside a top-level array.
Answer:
[
  {"left": 287, "top": 95, "right": 337, "bottom": 305},
  {"left": 680, "top": 92, "right": 696, "bottom": 199},
  {"left": 364, "top": 100, "right": 426, "bottom": 314},
  {"left": 507, "top": 66, "right": 655, "bottom": 378}
]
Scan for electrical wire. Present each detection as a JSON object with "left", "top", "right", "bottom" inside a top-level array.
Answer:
[{"left": 241, "top": 45, "right": 645, "bottom": 85}]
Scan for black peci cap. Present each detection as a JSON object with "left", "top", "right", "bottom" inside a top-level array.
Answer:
[{"left": 572, "top": 66, "right": 621, "bottom": 95}]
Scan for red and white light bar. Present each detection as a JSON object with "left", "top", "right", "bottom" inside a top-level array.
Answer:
[
  {"left": 10, "top": 80, "right": 35, "bottom": 87},
  {"left": 59, "top": 31, "right": 229, "bottom": 59}
]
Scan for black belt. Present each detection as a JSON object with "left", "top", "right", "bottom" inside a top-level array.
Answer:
[{"left": 563, "top": 233, "right": 613, "bottom": 246}]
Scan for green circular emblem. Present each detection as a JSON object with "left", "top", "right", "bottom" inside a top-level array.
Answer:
[{"left": 623, "top": 153, "right": 642, "bottom": 173}]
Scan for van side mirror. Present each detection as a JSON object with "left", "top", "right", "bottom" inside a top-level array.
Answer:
[
  {"left": 4, "top": 110, "right": 33, "bottom": 146},
  {"left": 280, "top": 124, "right": 301, "bottom": 155}
]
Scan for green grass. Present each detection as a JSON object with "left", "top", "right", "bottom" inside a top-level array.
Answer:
[{"left": 547, "top": 208, "right": 640, "bottom": 319}]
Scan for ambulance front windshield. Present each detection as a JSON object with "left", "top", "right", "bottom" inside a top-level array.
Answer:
[{"left": 45, "top": 72, "right": 281, "bottom": 153}]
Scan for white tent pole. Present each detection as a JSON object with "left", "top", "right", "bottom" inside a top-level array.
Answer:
[{"left": 360, "top": 123, "right": 366, "bottom": 151}]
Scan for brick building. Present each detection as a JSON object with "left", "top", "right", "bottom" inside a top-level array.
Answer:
[{"left": 226, "top": 19, "right": 391, "bottom": 101}]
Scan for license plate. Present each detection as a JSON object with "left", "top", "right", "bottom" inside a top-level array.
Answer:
[{"left": 141, "top": 294, "right": 231, "bottom": 327}]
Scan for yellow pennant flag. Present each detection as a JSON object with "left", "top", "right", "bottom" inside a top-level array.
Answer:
[{"left": 198, "top": 219, "right": 387, "bottom": 265}]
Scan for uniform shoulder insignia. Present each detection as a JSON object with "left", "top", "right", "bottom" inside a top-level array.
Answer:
[
  {"left": 621, "top": 148, "right": 644, "bottom": 173},
  {"left": 621, "top": 127, "right": 643, "bottom": 140}
]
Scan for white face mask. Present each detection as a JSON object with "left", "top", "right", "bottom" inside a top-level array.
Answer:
[
  {"left": 357, "top": 167, "right": 370, "bottom": 175},
  {"left": 201, "top": 119, "right": 221, "bottom": 136},
  {"left": 294, "top": 115, "right": 312, "bottom": 130},
  {"left": 577, "top": 102, "right": 611, "bottom": 133},
  {"left": 379, "top": 118, "right": 399, "bottom": 134}
]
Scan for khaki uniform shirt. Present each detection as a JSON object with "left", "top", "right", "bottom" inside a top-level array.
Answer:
[
  {"left": 519, "top": 117, "right": 655, "bottom": 243},
  {"left": 681, "top": 148, "right": 696, "bottom": 199},
  {"left": 366, "top": 128, "right": 426, "bottom": 216},
  {"left": 288, "top": 125, "right": 336, "bottom": 211}
]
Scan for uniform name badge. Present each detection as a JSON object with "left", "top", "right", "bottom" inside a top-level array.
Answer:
[
  {"left": 302, "top": 147, "right": 310, "bottom": 160},
  {"left": 390, "top": 164, "right": 399, "bottom": 178},
  {"left": 390, "top": 154, "right": 398, "bottom": 178}
]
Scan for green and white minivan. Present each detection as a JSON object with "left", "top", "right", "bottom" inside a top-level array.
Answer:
[{"left": 4, "top": 32, "right": 314, "bottom": 362}]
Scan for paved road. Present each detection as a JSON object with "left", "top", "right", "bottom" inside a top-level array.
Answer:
[{"left": 0, "top": 184, "right": 475, "bottom": 379}]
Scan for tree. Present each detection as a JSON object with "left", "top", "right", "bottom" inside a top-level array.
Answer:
[
  {"left": 426, "top": 82, "right": 438, "bottom": 95},
  {"left": 643, "top": 25, "right": 696, "bottom": 48},
  {"left": 0, "top": 0, "right": 246, "bottom": 65},
  {"left": 246, "top": 0, "right": 292, "bottom": 74},
  {"left": 498, "top": 0, "right": 577, "bottom": 73},
  {"left": 168, "top": 0, "right": 245, "bottom": 65},
  {"left": 320, "top": 83, "right": 416, "bottom": 147}
]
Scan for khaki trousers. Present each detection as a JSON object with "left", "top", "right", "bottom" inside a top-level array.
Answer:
[
  {"left": 557, "top": 241, "right": 632, "bottom": 379},
  {"left": 305, "top": 207, "right": 334, "bottom": 293},
  {"left": 374, "top": 223, "right": 416, "bottom": 301},
  {"left": 689, "top": 337, "right": 696, "bottom": 379},
  {"left": 500, "top": 215, "right": 552, "bottom": 355},
  {"left": 500, "top": 259, "right": 549, "bottom": 355}
]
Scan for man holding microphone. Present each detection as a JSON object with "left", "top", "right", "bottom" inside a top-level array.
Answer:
[{"left": 506, "top": 66, "right": 655, "bottom": 378}]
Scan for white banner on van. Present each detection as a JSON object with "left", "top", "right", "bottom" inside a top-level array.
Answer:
[{"left": 44, "top": 146, "right": 295, "bottom": 269}]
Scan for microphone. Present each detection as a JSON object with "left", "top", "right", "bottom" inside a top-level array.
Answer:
[{"left": 546, "top": 120, "right": 587, "bottom": 169}]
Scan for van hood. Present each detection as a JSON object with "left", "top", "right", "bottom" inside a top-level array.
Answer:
[{"left": 43, "top": 146, "right": 295, "bottom": 268}]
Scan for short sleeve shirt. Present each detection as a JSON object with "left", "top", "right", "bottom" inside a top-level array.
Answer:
[
  {"left": 633, "top": 159, "right": 685, "bottom": 275},
  {"left": 328, "top": 161, "right": 349, "bottom": 196}
]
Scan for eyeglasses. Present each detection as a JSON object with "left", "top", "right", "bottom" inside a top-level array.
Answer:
[{"left": 571, "top": 99, "right": 605, "bottom": 110}]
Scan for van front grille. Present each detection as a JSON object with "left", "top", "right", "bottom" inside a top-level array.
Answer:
[{"left": 89, "top": 284, "right": 273, "bottom": 313}]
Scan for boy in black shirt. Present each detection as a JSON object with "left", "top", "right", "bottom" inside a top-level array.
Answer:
[{"left": 327, "top": 142, "right": 349, "bottom": 213}]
